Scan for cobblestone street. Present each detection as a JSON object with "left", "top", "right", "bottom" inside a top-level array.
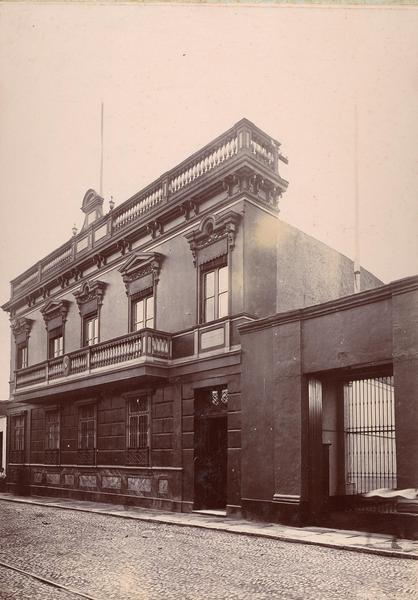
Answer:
[{"left": 0, "top": 501, "right": 417, "bottom": 600}]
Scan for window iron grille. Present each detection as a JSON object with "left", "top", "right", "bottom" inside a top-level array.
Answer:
[
  {"left": 11, "top": 415, "right": 25, "bottom": 451},
  {"left": 45, "top": 410, "right": 60, "bottom": 450},
  {"left": 127, "top": 397, "right": 149, "bottom": 449},
  {"left": 344, "top": 376, "right": 396, "bottom": 495},
  {"left": 78, "top": 405, "right": 96, "bottom": 450},
  {"left": 211, "top": 389, "right": 229, "bottom": 407}
]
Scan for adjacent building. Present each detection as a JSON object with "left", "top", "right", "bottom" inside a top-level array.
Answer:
[{"left": 3, "top": 119, "right": 415, "bottom": 536}]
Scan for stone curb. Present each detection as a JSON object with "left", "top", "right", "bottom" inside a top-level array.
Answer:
[{"left": 1, "top": 495, "right": 417, "bottom": 561}]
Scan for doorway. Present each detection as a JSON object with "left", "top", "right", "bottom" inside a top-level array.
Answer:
[{"left": 194, "top": 387, "right": 228, "bottom": 510}]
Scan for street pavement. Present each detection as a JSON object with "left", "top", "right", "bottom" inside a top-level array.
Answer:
[
  {"left": 0, "top": 498, "right": 417, "bottom": 599},
  {"left": 1, "top": 493, "right": 417, "bottom": 559}
]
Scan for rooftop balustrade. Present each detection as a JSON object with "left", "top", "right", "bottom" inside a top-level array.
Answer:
[{"left": 9, "top": 119, "right": 285, "bottom": 302}]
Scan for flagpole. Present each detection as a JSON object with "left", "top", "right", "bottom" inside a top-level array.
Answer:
[
  {"left": 354, "top": 103, "right": 361, "bottom": 293},
  {"left": 100, "top": 102, "right": 104, "bottom": 197}
]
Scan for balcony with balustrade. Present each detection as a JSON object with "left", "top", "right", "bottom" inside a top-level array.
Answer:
[
  {"left": 12, "top": 313, "right": 254, "bottom": 402},
  {"left": 14, "top": 328, "right": 172, "bottom": 400}
]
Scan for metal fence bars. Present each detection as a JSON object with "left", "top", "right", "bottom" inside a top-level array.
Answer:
[{"left": 344, "top": 376, "right": 396, "bottom": 495}]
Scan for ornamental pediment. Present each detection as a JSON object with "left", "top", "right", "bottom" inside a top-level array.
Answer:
[
  {"left": 185, "top": 210, "right": 241, "bottom": 266},
  {"left": 118, "top": 252, "right": 163, "bottom": 285},
  {"left": 185, "top": 211, "right": 241, "bottom": 250},
  {"left": 80, "top": 189, "right": 104, "bottom": 232},
  {"left": 73, "top": 280, "right": 107, "bottom": 309},
  {"left": 10, "top": 317, "right": 33, "bottom": 339},
  {"left": 40, "top": 299, "right": 70, "bottom": 324}
]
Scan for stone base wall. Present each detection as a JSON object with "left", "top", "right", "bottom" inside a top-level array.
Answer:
[{"left": 7, "top": 464, "right": 182, "bottom": 511}]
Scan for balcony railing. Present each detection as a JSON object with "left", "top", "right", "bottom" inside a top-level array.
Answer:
[
  {"left": 15, "top": 328, "right": 171, "bottom": 390},
  {"left": 13, "top": 314, "right": 255, "bottom": 394},
  {"left": 10, "top": 119, "right": 283, "bottom": 300}
]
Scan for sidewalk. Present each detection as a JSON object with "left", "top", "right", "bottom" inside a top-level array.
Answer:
[{"left": 0, "top": 492, "right": 417, "bottom": 560}]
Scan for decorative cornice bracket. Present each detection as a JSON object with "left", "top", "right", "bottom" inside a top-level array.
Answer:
[
  {"left": 117, "top": 238, "right": 131, "bottom": 256},
  {"left": 147, "top": 220, "right": 163, "bottom": 239},
  {"left": 93, "top": 253, "right": 106, "bottom": 269},
  {"left": 180, "top": 200, "right": 199, "bottom": 221}
]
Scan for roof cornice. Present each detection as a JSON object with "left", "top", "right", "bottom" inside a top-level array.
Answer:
[{"left": 3, "top": 118, "right": 287, "bottom": 313}]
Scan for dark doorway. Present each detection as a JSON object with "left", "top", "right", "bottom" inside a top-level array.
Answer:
[
  {"left": 194, "top": 388, "right": 228, "bottom": 510},
  {"left": 0, "top": 431, "right": 3, "bottom": 469}
]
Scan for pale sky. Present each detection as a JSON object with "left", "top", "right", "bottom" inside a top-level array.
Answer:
[{"left": 0, "top": 4, "right": 417, "bottom": 400}]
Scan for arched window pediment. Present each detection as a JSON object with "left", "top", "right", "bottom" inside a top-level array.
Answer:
[
  {"left": 73, "top": 280, "right": 107, "bottom": 316},
  {"left": 118, "top": 252, "right": 163, "bottom": 297},
  {"left": 185, "top": 210, "right": 241, "bottom": 267}
]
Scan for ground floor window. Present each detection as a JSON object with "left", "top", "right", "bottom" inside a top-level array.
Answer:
[
  {"left": 125, "top": 395, "right": 150, "bottom": 466},
  {"left": 127, "top": 396, "right": 149, "bottom": 449},
  {"left": 344, "top": 375, "right": 396, "bottom": 494},
  {"left": 11, "top": 414, "right": 25, "bottom": 451},
  {"left": 45, "top": 410, "right": 60, "bottom": 450},
  {"left": 78, "top": 404, "right": 96, "bottom": 450}
]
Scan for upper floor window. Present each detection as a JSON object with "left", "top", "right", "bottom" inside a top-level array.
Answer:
[
  {"left": 73, "top": 280, "right": 106, "bottom": 349},
  {"left": 119, "top": 252, "right": 163, "bottom": 334},
  {"left": 45, "top": 410, "right": 60, "bottom": 450},
  {"left": 132, "top": 293, "right": 154, "bottom": 332},
  {"left": 202, "top": 263, "right": 228, "bottom": 323},
  {"left": 83, "top": 313, "right": 99, "bottom": 346},
  {"left": 16, "top": 342, "right": 28, "bottom": 370},
  {"left": 127, "top": 396, "right": 149, "bottom": 450},
  {"left": 41, "top": 299, "right": 69, "bottom": 361},
  {"left": 48, "top": 326, "right": 64, "bottom": 358},
  {"left": 11, "top": 414, "right": 25, "bottom": 451},
  {"left": 11, "top": 317, "right": 33, "bottom": 371},
  {"left": 78, "top": 404, "right": 96, "bottom": 450}
]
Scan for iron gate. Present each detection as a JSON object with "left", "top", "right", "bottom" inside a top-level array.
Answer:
[{"left": 344, "top": 376, "right": 396, "bottom": 495}]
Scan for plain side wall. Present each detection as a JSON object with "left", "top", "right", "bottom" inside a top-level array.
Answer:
[
  {"left": 302, "top": 299, "right": 393, "bottom": 373},
  {"left": 243, "top": 201, "right": 278, "bottom": 318},
  {"left": 241, "top": 327, "right": 275, "bottom": 502},
  {"left": 392, "top": 287, "right": 418, "bottom": 488},
  {"left": 276, "top": 220, "right": 382, "bottom": 313},
  {"left": 241, "top": 320, "right": 304, "bottom": 523}
]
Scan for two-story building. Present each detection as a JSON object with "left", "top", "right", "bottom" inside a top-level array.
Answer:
[{"left": 2, "top": 119, "right": 385, "bottom": 520}]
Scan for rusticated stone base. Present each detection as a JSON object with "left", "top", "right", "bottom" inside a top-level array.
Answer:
[{"left": 9, "top": 464, "right": 183, "bottom": 512}]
